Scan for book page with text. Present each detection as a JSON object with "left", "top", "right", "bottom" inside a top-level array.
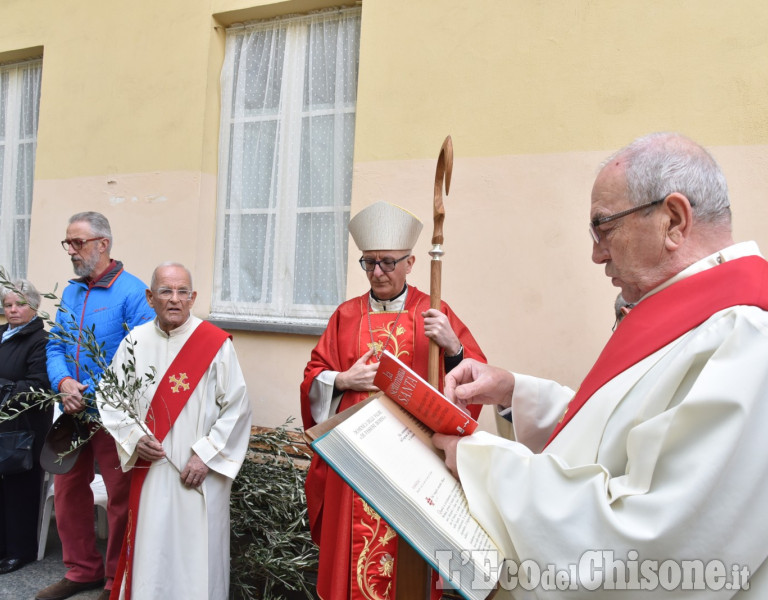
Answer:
[{"left": 314, "top": 394, "right": 501, "bottom": 562}]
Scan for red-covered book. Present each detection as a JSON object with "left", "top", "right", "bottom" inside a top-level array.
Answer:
[{"left": 373, "top": 350, "right": 477, "bottom": 436}]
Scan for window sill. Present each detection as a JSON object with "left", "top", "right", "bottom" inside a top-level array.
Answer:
[{"left": 207, "top": 315, "right": 327, "bottom": 336}]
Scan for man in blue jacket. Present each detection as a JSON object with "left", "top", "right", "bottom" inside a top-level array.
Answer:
[{"left": 37, "top": 212, "right": 154, "bottom": 600}]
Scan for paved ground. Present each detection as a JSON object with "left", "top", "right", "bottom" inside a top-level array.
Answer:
[{"left": 1, "top": 526, "right": 107, "bottom": 600}]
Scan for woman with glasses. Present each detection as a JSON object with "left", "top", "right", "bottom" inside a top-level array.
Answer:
[{"left": 300, "top": 201, "right": 486, "bottom": 599}]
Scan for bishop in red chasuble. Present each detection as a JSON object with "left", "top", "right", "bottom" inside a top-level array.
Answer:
[{"left": 301, "top": 202, "right": 486, "bottom": 600}]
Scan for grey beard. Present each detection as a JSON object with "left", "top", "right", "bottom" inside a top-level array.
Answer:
[{"left": 72, "top": 255, "right": 98, "bottom": 278}]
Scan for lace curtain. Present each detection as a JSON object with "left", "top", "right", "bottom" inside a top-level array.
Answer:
[
  {"left": 214, "top": 7, "right": 361, "bottom": 326},
  {"left": 0, "top": 59, "right": 42, "bottom": 280}
]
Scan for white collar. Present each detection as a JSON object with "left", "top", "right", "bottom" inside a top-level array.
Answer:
[
  {"left": 153, "top": 314, "right": 199, "bottom": 337},
  {"left": 368, "top": 288, "right": 408, "bottom": 312}
]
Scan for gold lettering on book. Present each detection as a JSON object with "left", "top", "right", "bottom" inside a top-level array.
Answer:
[
  {"left": 388, "top": 369, "right": 406, "bottom": 395},
  {"left": 394, "top": 375, "right": 418, "bottom": 406}
]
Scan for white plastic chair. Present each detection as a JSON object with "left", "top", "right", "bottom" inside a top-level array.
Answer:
[{"left": 37, "top": 472, "right": 108, "bottom": 561}]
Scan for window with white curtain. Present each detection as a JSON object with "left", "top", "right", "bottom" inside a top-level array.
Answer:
[
  {"left": 0, "top": 59, "right": 42, "bottom": 280},
  {"left": 213, "top": 7, "right": 361, "bottom": 331}
]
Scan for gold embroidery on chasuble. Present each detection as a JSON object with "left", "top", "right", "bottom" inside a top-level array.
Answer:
[
  {"left": 124, "top": 509, "right": 135, "bottom": 585},
  {"left": 361, "top": 310, "right": 413, "bottom": 363},
  {"left": 353, "top": 498, "right": 397, "bottom": 600},
  {"left": 349, "top": 310, "right": 415, "bottom": 599}
]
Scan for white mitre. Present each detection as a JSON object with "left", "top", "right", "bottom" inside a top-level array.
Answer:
[{"left": 348, "top": 201, "right": 423, "bottom": 251}]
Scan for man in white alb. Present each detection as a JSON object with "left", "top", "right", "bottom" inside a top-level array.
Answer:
[
  {"left": 98, "top": 262, "right": 252, "bottom": 600},
  {"left": 435, "top": 132, "right": 768, "bottom": 598}
]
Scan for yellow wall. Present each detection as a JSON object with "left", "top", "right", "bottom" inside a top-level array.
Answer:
[
  {"left": 349, "top": 0, "right": 768, "bottom": 431},
  {"left": 2, "top": 0, "right": 768, "bottom": 430},
  {"left": 355, "top": 0, "right": 768, "bottom": 159}
]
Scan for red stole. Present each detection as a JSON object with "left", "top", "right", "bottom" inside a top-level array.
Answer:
[
  {"left": 545, "top": 255, "right": 768, "bottom": 447},
  {"left": 110, "top": 321, "right": 231, "bottom": 599}
]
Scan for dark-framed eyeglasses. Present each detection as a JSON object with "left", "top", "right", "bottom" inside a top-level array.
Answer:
[
  {"left": 359, "top": 254, "right": 410, "bottom": 273},
  {"left": 153, "top": 287, "right": 194, "bottom": 300},
  {"left": 589, "top": 198, "right": 665, "bottom": 243},
  {"left": 61, "top": 237, "right": 105, "bottom": 251}
]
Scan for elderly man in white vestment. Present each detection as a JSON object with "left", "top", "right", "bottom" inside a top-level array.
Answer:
[
  {"left": 434, "top": 132, "right": 768, "bottom": 598},
  {"left": 98, "top": 262, "right": 252, "bottom": 600}
]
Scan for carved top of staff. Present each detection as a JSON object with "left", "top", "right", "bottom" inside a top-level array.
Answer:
[{"left": 432, "top": 135, "right": 453, "bottom": 248}]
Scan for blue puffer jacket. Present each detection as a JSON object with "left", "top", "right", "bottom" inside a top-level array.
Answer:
[{"left": 46, "top": 260, "right": 155, "bottom": 405}]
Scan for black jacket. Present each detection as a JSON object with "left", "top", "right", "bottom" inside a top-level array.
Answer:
[{"left": 0, "top": 317, "right": 51, "bottom": 440}]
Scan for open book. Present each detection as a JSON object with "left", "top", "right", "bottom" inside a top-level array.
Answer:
[{"left": 306, "top": 357, "right": 502, "bottom": 600}]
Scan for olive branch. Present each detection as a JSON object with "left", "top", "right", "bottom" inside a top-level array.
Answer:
[
  {"left": 4, "top": 267, "right": 318, "bottom": 594},
  {"left": 0, "top": 266, "right": 188, "bottom": 477}
]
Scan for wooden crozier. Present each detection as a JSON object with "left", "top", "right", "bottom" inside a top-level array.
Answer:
[{"left": 395, "top": 135, "right": 453, "bottom": 600}]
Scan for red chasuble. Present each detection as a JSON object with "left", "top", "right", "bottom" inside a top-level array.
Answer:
[
  {"left": 546, "top": 255, "right": 768, "bottom": 447},
  {"left": 301, "top": 286, "right": 486, "bottom": 600},
  {"left": 110, "top": 321, "right": 231, "bottom": 600}
]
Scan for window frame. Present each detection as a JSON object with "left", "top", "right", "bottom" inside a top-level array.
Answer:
[
  {"left": 211, "top": 8, "right": 361, "bottom": 334},
  {"left": 0, "top": 58, "right": 42, "bottom": 284}
]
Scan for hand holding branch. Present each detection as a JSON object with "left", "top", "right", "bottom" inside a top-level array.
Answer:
[
  {"left": 60, "top": 378, "right": 88, "bottom": 414},
  {"left": 136, "top": 434, "right": 166, "bottom": 462}
]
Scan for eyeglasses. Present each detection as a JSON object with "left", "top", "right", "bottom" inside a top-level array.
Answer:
[
  {"left": 153, "top": 288, "right": 194, "bottom": 300},
  {"left": 589, "top": 198, "right": 665, "bottom": 243},
  {"left": 61, "top": 237, "right": 104, "bottom": 251},
  {"left": 359, "top": 254, "right": 410, "bottom": 273}
]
